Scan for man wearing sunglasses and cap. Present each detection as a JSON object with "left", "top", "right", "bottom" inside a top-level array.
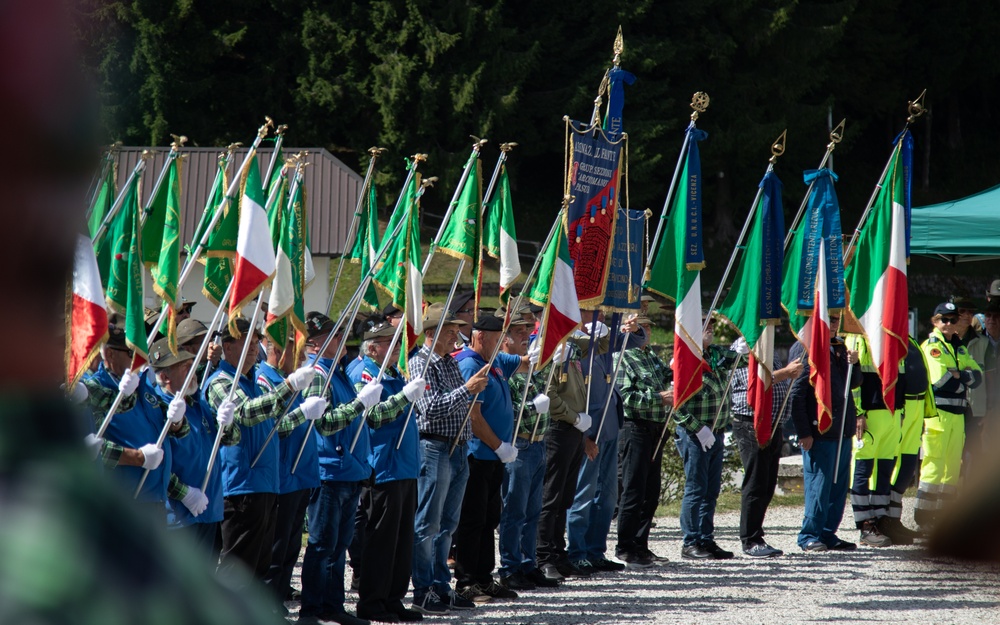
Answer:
[
  {"left": 915, "top": 302, "right": 982, "bottom": 530},
  {"left": 205, "top": 317, "right": 327, "bottom": 588},
  {"left": 967, "top": 299, "right": 1000, "bottom": 473}
]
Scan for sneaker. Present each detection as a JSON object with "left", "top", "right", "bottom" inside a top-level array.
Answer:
[
  {"left": 591, "top": 558, "right": 626, "bottom": 572},
  {"left": 411, "top": 590, "right": 449, "bottom": 616},
  {"left": 860, "top": 519, "right": 892, "bottom": 548},
  {"left": 681, "top": 544, "right": 713, "bottom": 559},
  {"left": 701, "top": 540, "right": 734, "bottom": 560},
  {"left": 801, "top": 540, "right": 828, "bottom": 552},
  {"left": 571, "top": 559, "right": 598, "bottom": 575},
  {"left": 828, "top": 539, "right": 857, "bottom": 551},
  {"left": 526, "top": 567, "right": 561, "bottom": 587},
  {"left": 499, "top": 572, "right": 535, "bottom": 591},
  {"left": 539, "top": 563, "right": 565, "bottom": 583},
  {"left": 641, "top": 548, "right": 670, "bottom": 564},
  {"left": 554, "top": 559, "right": 590, "bottom": 577},
  {"left": 743, "top": 542, "right": 783, "bottom": 559},
  {"left": 480, "top": 580, "right": 518, "bottom": 600},
  {"left": 445, "top": 588, "right": 479, "bottom": 610},
  {"left": 619, "top": 552, "right": 655, "bottom": 569},
  {"left": 878, "top": 517, "right": 915, "bottom": 545}
]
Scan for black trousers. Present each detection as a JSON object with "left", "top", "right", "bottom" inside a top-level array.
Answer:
[
  {"left": 454, "top": 457, "right": 505, "bottom": 586},
  {"left": 732, "top": 417, "right": 782, "bottom": 548},
  {"left": 218, "top": 492, "right": 278, "bottom": 583},
  {"left": 537, "top": 421, "right": 584, "bottom": 566},
  {"left": 264, "top": 488, "right": 311, "bottom": 600},
  {"left": 616, "top": 418, "right": 663, "bottom": 556},
  {"left": 348, "top": 475, "right": 374, "bottom": 578},
  {"left": 357, "top": 479, "right": 417, "bottom": 615}
]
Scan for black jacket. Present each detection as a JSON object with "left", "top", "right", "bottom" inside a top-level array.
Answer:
[{"left": 789, "top": 340, "right": 862, "bottom": 440}]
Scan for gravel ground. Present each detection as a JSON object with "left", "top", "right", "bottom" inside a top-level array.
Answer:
[{"left": 287, "top": 497, "right": 1000, "bottom": 624}]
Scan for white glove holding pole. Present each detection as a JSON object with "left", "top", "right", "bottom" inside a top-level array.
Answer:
[
  {"left": 696, "top": 425, "right": 716, "bottom": 451},
  {"left": 83, "top": 433, "right": 103, "bottom": 460},
  {"left": 216, "top": 400, "right": 236, "bottom": 428},
  {"left": 552, "top": 343, "right": 567, "bottom": 364},
  {"left": 584, "top": 321, "right": 610, "bottom": 339},
  {"left": 300, "top": 396, "right": 328, "bottom": 421},
  {"left": 287, "top": 365, "right": 317, "bottom": 391},
  {"left": 180, "top": 486, "right": 209, "bottom": 517},
  {"left": 732, "top": 337, "right": 750, "bottom": 355},
  {"left": 574, "top": 411, "right": 592, "bottom": 432},
  {"left": 403, "top": 377, "right": 427, "bottom": 402},
  {"left": 357, "top": 381, "right": 384, "bottom": 410},
  {"left": 118, "top": 369, "right": 139, "bottom": 397},
  {"left": 532, "top": 393, "right": 550, "bottom": 414},
  {"left": 527, "top": 341, "right": 541, "bottom": 365},
  {"left": 139, "top": 443, "right": 164, "bottom": 470},
  {"left": 166, "top": 397, "right": 186, "bottom": 425},
  {"left": 495, "top": 441, "right": 518, "bottom": 464}
]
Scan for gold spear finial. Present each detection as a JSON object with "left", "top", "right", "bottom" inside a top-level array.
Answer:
[
  {"left": 769, "top": 129, "right": 787, "bottom": 163},
  {"left": 140, "top": 149, "right": 154, "bottom": 161},
  {"left": 169, "top": 134, "right": 188, "bottom": 151},
  {"left": 500, "top": 142, "right": 518, "bottom": 153},
  {"left": 690, "top": 92, "right": 710, "bottom": 121},
  {"left": 828, "top": 119, "right": 846, "bottom": 151},
  {"left": 470, "top": 136, "right": 489, "bottom": 151},
  {"left": 275, "top": 123, "right": 289, "bottom": 137},
  {"left": 907, "top": 89, "right": 927, "bottom": 123},
  {"left": 368, "top": 146, "right": 388, "bottom": 157},
  {"left": 259, "top": 116, "right": 275, "bottom": 139},
  {"left": 411, "top": 153, "right": 429, "bottom": 163},
  {"left": 421, "top": 176, "right": 439, "bottom": 188},
  {"left": 613, "top": 26, "right": 624, "bottom": 67}
]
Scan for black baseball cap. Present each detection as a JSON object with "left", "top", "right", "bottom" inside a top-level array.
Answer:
[
  {"left": 934, "top": 302, "right": 958, "bottom": 317},
  {"left": 305, "top": 311, "right": 337, "bottom": 339},
  {"left": 472, "top": 316, "right": 505, "bottom": 332}
]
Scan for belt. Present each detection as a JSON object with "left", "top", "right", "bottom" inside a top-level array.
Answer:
[
  {"left": 733, "top": 413, "right": 754, "bottom": 423},
  {"left": 517, "top": 432, "right": 545, "bottom": 443},
  {"left": 905, "top": 393, "right": 926, "bottom": 400},
  {"left": 419, "top": 432, "right": 453, "bottom": 444}
]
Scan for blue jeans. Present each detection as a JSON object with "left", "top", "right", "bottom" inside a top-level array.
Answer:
[
  {"left": 675, "top": 426, "right": 724, "bottom": 546},
  {"left": 567, "top": 436, "right": 619, "bottom": 562},
  {"left": 798, "top": 438, "right": 851, "bottom": 548},
  {"left": 498, "top": 438, "right": 545, "bottom": 577},
  {"left": 300, "top": 480, "right": 362, "bottom": 617},
  {"left": 412, "top": 439, "right": 469, "bottom": 597}
]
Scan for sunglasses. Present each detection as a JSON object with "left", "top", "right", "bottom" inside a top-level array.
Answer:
[{"left": 939, "top": 316, "right": 959, "bottom": 324}]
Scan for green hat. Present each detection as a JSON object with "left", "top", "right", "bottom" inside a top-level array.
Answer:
[{"left": 148, "top": 338, "right": 195, "bottom": 369}]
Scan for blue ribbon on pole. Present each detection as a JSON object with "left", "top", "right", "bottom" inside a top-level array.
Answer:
[
  {"left": 683, "top": 128, "right": 709, "bottom": 270},
  {"left": 796, "top": 168, "right": 845, "bottom": 313},
  {"left": 758, "top": 170, "right": 785, "bottom": 320}
]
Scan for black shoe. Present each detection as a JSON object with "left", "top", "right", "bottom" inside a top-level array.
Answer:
[
  {"left": 640, "top": 548, "right": 670, "bottom": 563},
  {"left": 591, "top": 558, "right": 627, "bottom": 572},
  {"left": 743, "top": 542, "right": 783, "bottom": 559},
  {"left": 539, "top": 563, "right": 565, "bottom": 583},
  {"left": 499, "top": 572, "right": 536, "bottom": 591},
  {"left": 480, "top": 580, "right": 518, "bottom": 600},
  {"left": 860, "top": 519, "right": 892, "bottom": 548},
  {"left": 554, "top": 559, "right": 590, "bottom": 577},
  {"left": 618, "top": 551, "right": 655, "bottom": 569},
  {"left": 571, "top": 559, "right": 598, "bottom": 575},
  {"left": 828, "top": 539, "right": 857, "bottom": 551},
  {"left": 681, "top": 544, "right": 713, "bottom": 559},
  {"left": 701, "top": 540, "right": 734, "bottom": 560},
  {"left": 878, "top": 517, "right": 915, "bottom": 545},
  {"left": 391, "top": 608, "right": 422, "bottom": 623},
  {"left": 526, "top": 567, "right": 561, "bottom": 587},
  {"left": 801, "top": 540, "right": 828, "bottom": 552},
  {"left": 356, "top": 611, "right": 399, "bottom": 623}
]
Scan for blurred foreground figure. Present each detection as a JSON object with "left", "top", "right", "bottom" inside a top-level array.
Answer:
[{"left": 0, "top": 1, "right": 281, "bottom": 622}]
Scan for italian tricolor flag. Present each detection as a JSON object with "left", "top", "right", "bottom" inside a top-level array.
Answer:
[
  {"left": 67, "top": 234, "right": 108, "bottom": 388},
  {"left": 229, "top": 156, "right": 277, "bottom": 333},
  {"left": 846, "top": 132, "right": 910, "bottom": 413},
  {"left": 528, "top": 219, "right": 581, "bottom": 368},
  {"left": 809, "top": 238, "right": 833, "bottom": 433},
  {"left": 485, "top": 165, "right": 521, "bottom": 308}
]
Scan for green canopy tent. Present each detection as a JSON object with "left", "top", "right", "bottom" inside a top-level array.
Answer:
[{"left": 911, "top": 184, "right": 1000, "bottom": 262}]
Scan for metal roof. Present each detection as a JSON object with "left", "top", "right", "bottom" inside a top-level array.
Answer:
[{"left": 115, "top": 146, "right": 363, "bottom": 256}]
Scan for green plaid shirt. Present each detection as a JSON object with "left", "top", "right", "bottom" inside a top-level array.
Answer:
[
  {"left": 618, "top": 345, "right": 671, "bottom": 423},
  {"left": 206, "top": 367, "right": 301, "bottom": 434},
  {"left": 352, "top": 377, "right": 410, "bottom": 429},
  {"left": 303, "top": 357, "right": 365, "bottom": 437},
  {"left": 674, "top": 355, "right": 730, "bottom": 433},
  {"left": 509, "top": 369, "right": 557, "bottom": 438}
]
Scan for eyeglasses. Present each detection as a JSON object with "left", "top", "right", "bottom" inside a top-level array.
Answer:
[
  {"left": 457, "top": 308, "right": 474, "bottom": 314},
  {"left": 939, "top": 316, "right": 959, "bottom": 324}
]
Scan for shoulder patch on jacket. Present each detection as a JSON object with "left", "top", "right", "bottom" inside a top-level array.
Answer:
[{"left": 929, "top": 348, "right": 942, "bottom": 358}]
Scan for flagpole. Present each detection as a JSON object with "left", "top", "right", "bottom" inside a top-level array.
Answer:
[
  {"left": 532, "top": 356, "right": 562, "bottom": 440},
  {"left": 250, "top": 186, "right": 415, "bottom": 470},
  {"left": 324, "top": 146, "right": 389, "bottom": 316},
  {"left": 188, "top": 144, "right": 239, "bottom": 252},
  {"left": 262, "top": 120, "right": 288, "bottom": 192},
  {"left": 701, "top": 132, "right": 786, "bottom": 334},
  {"left": 832, "top": 360, "right": 855, "bottom": 485},
  {"left": 85, "top": 144, "right": 120, "bottom": 221},
  {"left": 91, "top": 156, "right": 149, "bottom": 245},
  {"left": 133, "top": 279, "right": 234, "bottom": 498},
  {"left": 641, "top": 93, "right": 710, "bottom": 281},
  {"left": 593, "top": 329, "right": 630, "bottom": 444},
  {"left": 783, "top": 120, "right": 846, "bottom": 249},
  {"left": 347, "top": 306, "right": 409, "bottom": 454},
  {"left": 137, "top": 136, "right": 187, "bottom": 230},
  {"left": 709, "top": 354, "right": 743, "bottom": 432}
]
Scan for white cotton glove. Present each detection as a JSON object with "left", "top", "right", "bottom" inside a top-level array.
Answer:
[
  {"left": 696, "top": 425, "right": 716, "bottom": 451},
  {"left": 732, "top": 337, "right": 750, "bottom": 355},
  {"left": 118, "top": 368, "right": 139, "bottom": 397},
  {"left": 357, "top": 381, "right": 384, "bottom": 410},
  {"left": 166, "top": 397, "right": 186, "bottom": 425},
  {"left": 62, "top": 381, "right": 89, "bottom": 404},
  {"left": 495, "top": 441, "right": 518, "bottom": 464},
  {"left": 552, "top": 343, "right": 567, "bottom": 365},
  {"left": 574, "top": 411, "right": 592, "bottom": 432},
  {"left": 139, "top": 443, "right": 164, "bottom": 470},
  {"left": 180, "top": 486, "right": 209, "bottom": 517},
  {"left": 300, "top": 396, "right": 328, "bottom": 421},
  {"left": 584, "top": 321, "right": 610, "bottom": 339},
  {"left": 403, "top": 377, "right": 427, "bottom": 403},
  {"left": 287, "top": 365, "right": 317, "bottom": 391},
  {"left": 83, "top": 433, "right": 103, "bottom": 460},
  {"left": 527, "top": 341, "right": 541, "bottom": 365},
  {"left": 216, "top": 399, "right": 236, "bottom": 428},
  {"left": 532, "top": 393, "right": 550, "bottom": 414}
]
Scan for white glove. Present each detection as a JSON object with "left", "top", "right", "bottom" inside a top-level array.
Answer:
[
  {"left": 216, "top": 400, "right": 236, "bottom": 428},
  {"left": 357, "top": 382, "right": 384, "bottom": 410},
  {"left": 83, "top": 433, "right": 103, "bottom": 460},
  {"left": 574, "top": 411, "right": 592, "bottom": 432},
  {"left": 403, "top": 377, "right": 427, "bottom": 402},
  {"left": 532, "top": 393, "right": 550, "bottom": 414},
  {"left": 696, "top": 425, "right": 716, "bottom": 451},
  {"left": 118, "top": 368, "right": 139, "bottom": 396},
  {"left": 584, "top": 321, "right": 610, "bottom": 339},
  {"left": 287, "top": 365, "right": 317, "bottom": 391},
  {"left": 62, "top": 381, "right": 89, "bottom": 404},
  {"left": 527, "top": 341, "right": 541, "bottom": 365},
  {"left": 552, "top": 343, "right": 567, "bottom": 364},
  {"left": 495, "top": 441, "right": 518, "bottom": 463},
  {"left": 180, "top": 486, "right": 209, "bottom": 517},
  {"left": 300, "top": 396, "right": 328, "bottom": 421},
  {"left": 166, "top": 397, "right": 186, "bottom": 424},
  {"left": 732, "top": 337, "right": 750, "bottom": 355},
  {"left": 139, "top": 443, "right": 164, "bottom": 470}
]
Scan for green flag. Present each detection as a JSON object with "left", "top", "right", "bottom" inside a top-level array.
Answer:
[
  {"left": 484, "top": 165, "right": 521, "bottom": 307},
  {"left": 347, "top": 183, "right": 382, "bottom": 311},
  {"left": 266, "top": 172, "right": 311, "bottom": 364},
  {"left": 436, "top": 156, "right": 482, "bottom": 317},
  {"left": 148, "top": 158, "right": 183, "bottom": 353},
  {"left": 105, "top": 173, "right": 148, "bottom": 366},
  {"left": 90, "top": 161, "right": 116, "bottom": 286},
  {"left": 265, "top": 145, "right": 284, "bottom": 196},
  {"left": 266, "top": 165, "right": 289, "bottom": 252},
  {"left": 201, "top": 162, "right": 237, "bottom": 306}
]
